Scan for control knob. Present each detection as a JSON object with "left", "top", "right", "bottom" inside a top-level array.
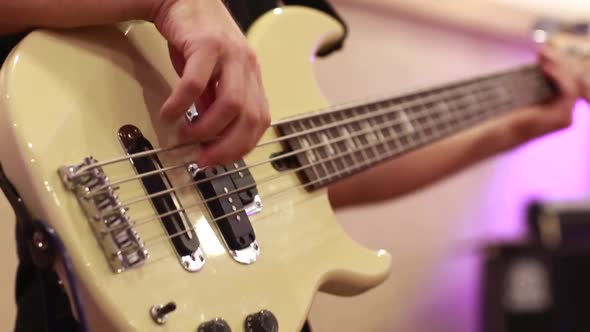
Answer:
[
  {"left": 245, "top": 310, "right": 279, "bottom": 332},
  {"left": 198, "top": 318, "right": 231, "bottom": 332}
]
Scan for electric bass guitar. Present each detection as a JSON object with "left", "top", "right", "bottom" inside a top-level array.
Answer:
[{"left": 0, "top": 6, "right": 587, "bottom": 332}]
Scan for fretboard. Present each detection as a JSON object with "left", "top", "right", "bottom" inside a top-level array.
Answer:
[{"left": 275, "top": 64, "right": 557, "bottom": 190}]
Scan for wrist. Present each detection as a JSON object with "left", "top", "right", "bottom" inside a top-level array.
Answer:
[{"left": 149, "top": 0, "right": 177, "bottom": 24}]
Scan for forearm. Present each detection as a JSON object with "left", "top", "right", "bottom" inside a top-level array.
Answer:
[
  {"left": 327, "top": 102, "right": 574, "bottom": 209},
  {"left": 0, "top": 0, "right": 163, "bottom": 35}
]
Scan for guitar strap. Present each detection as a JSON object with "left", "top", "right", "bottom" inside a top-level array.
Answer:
[{"left": 1, "top": 163, "right": 89, "bottom": 331}]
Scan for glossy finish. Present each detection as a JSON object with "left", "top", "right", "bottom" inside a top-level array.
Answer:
[{"left": 0, "top": 6, "right": 390, "bottom": 332}]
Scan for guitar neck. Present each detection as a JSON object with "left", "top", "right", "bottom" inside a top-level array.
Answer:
[{"left": 275, "top": 64, "right": 557, "bottom": 190}]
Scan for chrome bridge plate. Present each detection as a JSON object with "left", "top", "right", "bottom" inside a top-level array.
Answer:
[{"left": 59, "top": 157, "right": 148, "bottom": 273}]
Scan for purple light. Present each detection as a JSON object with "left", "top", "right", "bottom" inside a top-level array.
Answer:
[
  {"left": 408, "top": 101, "right": 590, "bottom": 332},
  {"left": 484, "top": 100, "right": 590, "bottom": 238}
]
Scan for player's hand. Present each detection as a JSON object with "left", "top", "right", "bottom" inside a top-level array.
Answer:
[
  {"left": 496, "top": 42, "right": 589, "bottom": 147},
  {"left": 153, "top": 0, "right": 270, "bottom": 166}
]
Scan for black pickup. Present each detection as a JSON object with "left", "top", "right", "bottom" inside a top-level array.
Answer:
[
  {"left": 118, "top": 125, "right": 200, "bottom": 257},
  {"left": 192, "top": 160, "right": 258, "bottom": 251}
]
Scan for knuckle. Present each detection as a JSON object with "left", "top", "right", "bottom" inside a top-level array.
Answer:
[
  {"left": 582, "top": 77, "right": 590, "bottom": 97},
  {"left": 187, "top": 124, "right": 213, "bottom": 140},
  {"left": 222, "top": 95, "right": 242, "bottom": 112},
  {"left": 223, "top": 151, "right": 242, "bottom": 165},
  {"left": 237, "top": 141, "right": 255, "bottom": 159},
  {"left": 244, "top": 110, "right": 259, "bottom": 127},
  {"left": 184, "top": 78, "right": 205, "bottom": 94},
  {"left": 247, "top": 137, "right": 258, "bottom": 152},
  {"left": 201, "top": 33, "right": 225, "bottom": 54},
  {"left": 260, "top": 106, "right": 271, "bottom": 129},
  {"left": 557, "top": 112, "right": 573, "bottom": 130},
  {"left": 244, "top": 47, "right": 259, "bottom": 67}
]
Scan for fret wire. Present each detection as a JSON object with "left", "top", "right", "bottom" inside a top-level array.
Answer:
[
  {"left": 379, "top": 107, "right": 398, "bottom": 155},
  {"left": 270, "top": 64, "right": 541, "bottom": 127},
  {"left": 315, "top": 98, "right": 517, "bottom": 186},
  {"left": 143, "top": 95, "right": 523, "bottom": 248},
  {"left": 293, "top": 121, "right": 322, "bottom": 183},
  {"left": 266, "top": 66, "right": 549, "bottom": 154},
  {"left": 307, "top": 117, "right": 332, "bottom": 185},
  {"left": 366, "top": 70, "right": 544, "bottom": 165},
  {"left": 411, "top": 91, "right": 438, "bottom": 142},
  {"left": 360, "top": 104, "right": 383, "bottom": 157},
  {"left": 399, "top": 96, "right": 422, "bottom": 148},
  {"left": 343, "top": 110, "right": 367, "bottom": 167},
  {"left": 349, "top": 81, "right": 513, "bottom": 169},
  {"left": 343, "top": 110, "right": 362, "bottom": 172},
  {"left": 366, "top": 103, "right": 388, "bottom": 156},
  {"left": 348, "top": 108, "right": 374, "bottom": 162},
  {"left": 380, "top": 99, "right": 401, "bottom": 152},
  {"left": 305, "top": 119, "right": 328, "bottom": 184},
  {"left": 281, "top": 87, "right": 526, "bottom": 193},
  {"left": 327, "top": 111, "right": 354, "bottom": 171},
  {"left": 317, "top": 114, "right": 342, "bottom": 175},
  {"left": 347, "top": 83, "right": 492, "bottom": 166},
  {"left": 289, "top": 72, "right": 549, "bottom": 178},
  {"left": 461, "top": 80, "right": 490, "bottom": 124}
]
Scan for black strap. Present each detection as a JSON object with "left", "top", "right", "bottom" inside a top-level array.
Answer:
[{"left": 0, "top": 164, "right": 56, "bottom": 269}]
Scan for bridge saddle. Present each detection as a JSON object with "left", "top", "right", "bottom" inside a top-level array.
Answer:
[{"left": 59, "top": 157, "right": 148, "bottom": 273}]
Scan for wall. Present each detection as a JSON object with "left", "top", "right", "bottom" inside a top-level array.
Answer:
[
  {"left": 308, "top": 1, "right": 590, "bottom": 332},
  {"left": 1, "top": 1, "right": 589, "bottom": 331}
]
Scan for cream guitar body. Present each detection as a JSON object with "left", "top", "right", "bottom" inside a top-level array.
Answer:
[{"left": 0, "top": 7, "right": 391, "bottom": 332}]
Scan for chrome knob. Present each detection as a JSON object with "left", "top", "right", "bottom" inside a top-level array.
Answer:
[
  {"left": 532, "top": 18, "right": 590, "bottom": 44},
  {"left": 531, "top": 18, "right": 561, "bottom": 44},
  {"left": 245, "top": 310, "right": 279, "bottom": 332},
  {"left": 198, "top": 318, "right": 232, "bottom": 332}
]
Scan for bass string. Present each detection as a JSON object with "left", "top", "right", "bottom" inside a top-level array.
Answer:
[
  {"left": 92, "top": 75, "right": 533, "bottom": 213},
  {"left": 73, "top": 69, "right": 542, "bottom": 180},
  {"left": 141, "top": 94, "right": 517, "bottom": 247},
  {"left": 101, "top": 89, "right": 515, "bottom": 229},
  {"left": 85, "top": 80, "right": 493, "bottom": 196},
  {"left": 104, "top": 91, "right": 493, "bottom": 213}
]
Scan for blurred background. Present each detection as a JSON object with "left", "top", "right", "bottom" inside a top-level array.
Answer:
[{"left": 1, "top": 0, "right": 590, "bottom": 331}]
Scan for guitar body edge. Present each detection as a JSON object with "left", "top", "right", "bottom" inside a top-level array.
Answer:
[{"left": 0, "top": 6, "right": 391, "bottom": 332}]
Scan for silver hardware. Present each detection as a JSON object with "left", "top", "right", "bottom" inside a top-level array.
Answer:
[
  {"left": 186, "top": 162, "right": 262, "bottom": 264},
  {"left": 180, "top": 247, "right": 206, "bottom": 272},
  {"left": 185, "top": 104, "right": 199, "bottom": 123},
  {"left": 532, "top": 18, "right": 590, "bottom": 44},
  {"left": 198, "top": 318, "right": 231, "bottom": 332},
  {"left": 187, "top": 162, "right": 200, "bottom": 178},
  {"left": 59, "top": 158, "right": 149, "bottom": 273},
  {"left": 230, "top": 240, "right": 260, "bottom": 265},
  {"left": 566, "top": 22, "right": 590, "bottom": 36},
  {"left": 150, "top": 302, "right": 177, "bottom": 325},
  {"left": 245, "top": 194, "right": 263, "bottom": 216},
  {"left": 58, "top": 165, "right": 78, "bottom": 190},
  {"left": 531, "top": 18, "right": 561, "bottom": 44}
]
